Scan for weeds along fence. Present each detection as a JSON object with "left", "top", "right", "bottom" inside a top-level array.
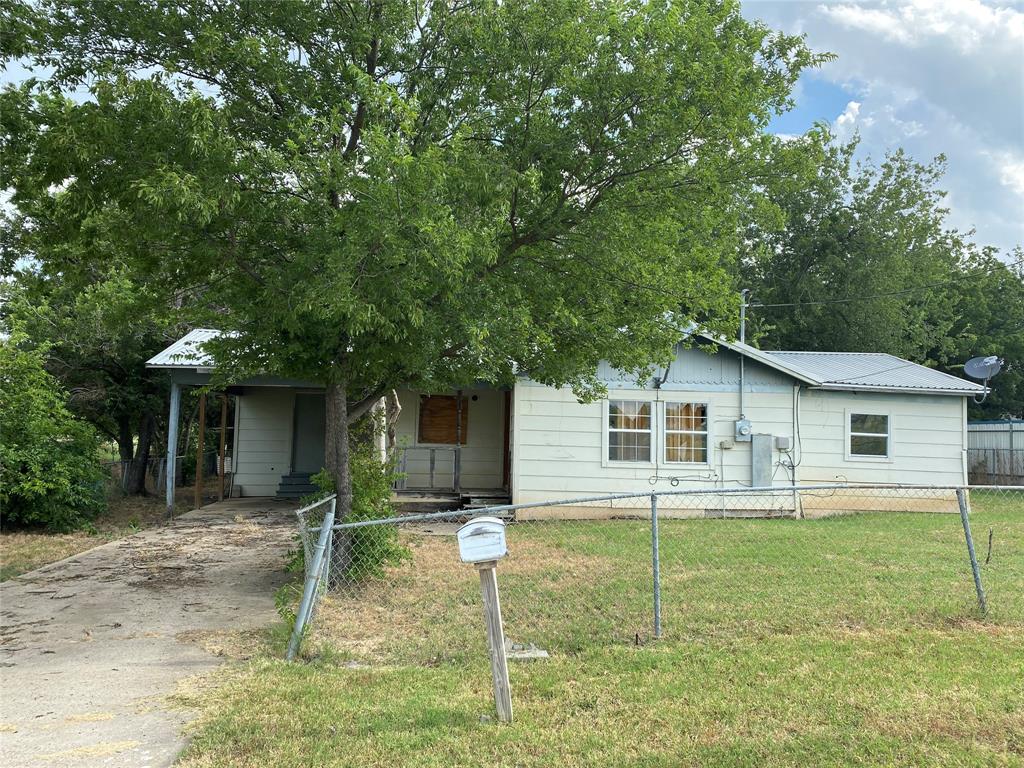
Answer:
[{"left": 287, "top": 484, "right": 1024, "bottom": 663}]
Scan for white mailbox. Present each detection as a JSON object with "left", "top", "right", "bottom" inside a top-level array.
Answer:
[{"left": 457, "top": 517, "right": 507, "bottom": 564}]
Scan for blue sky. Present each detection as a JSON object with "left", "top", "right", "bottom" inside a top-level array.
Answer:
[
  {"left": 766, "top": 77, "right": 857, "bottom": 137},
  {"left": 745, "top": 0, "right": 1024, "bottom": 257}
]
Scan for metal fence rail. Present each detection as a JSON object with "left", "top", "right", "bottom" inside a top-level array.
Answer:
[
  {"left": 287, "top": 494, "right": 337, "bottom": 660},
  {"left": 286, "top": 484, "right": 1023, "bottom": 662}
]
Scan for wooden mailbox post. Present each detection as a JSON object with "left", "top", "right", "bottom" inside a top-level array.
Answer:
[{"left": 457, "top": 517, "right": 512, "bottom": 723}]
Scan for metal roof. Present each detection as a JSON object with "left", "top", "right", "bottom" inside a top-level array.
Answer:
[
  {"left": 146, "top": 328, "right": 221, "bottom": 369},
  {"left": 149, "top": 328, "right": 987, "bottom": 396},
  {"left": 761, "top": 350, "right": 987, "bottom": 396}
]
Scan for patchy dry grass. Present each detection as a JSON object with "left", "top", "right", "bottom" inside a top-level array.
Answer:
[
  {"left": 180, "top": 496, "right": 1024, "bottom": 767},
  {"left": 0, "top": 493, "right": 192, "bottom": 581}
]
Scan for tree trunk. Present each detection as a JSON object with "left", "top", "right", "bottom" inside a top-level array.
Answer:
[
  {"left": 124, "top": 412, "right": 156, "bottom": 495},
  {"left": 385, "top": 389, "right": 402, "bottom": 459},
  {"left": 325, "top": 381, "right": 354, "bottom": 571},
  {"left": 117, "top": 415, "right": 134, "bottom": 463}
]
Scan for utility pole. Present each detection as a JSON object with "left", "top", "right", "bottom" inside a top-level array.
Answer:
[{"left": 739, "top": 288, "right": 751, "bottom": 344}]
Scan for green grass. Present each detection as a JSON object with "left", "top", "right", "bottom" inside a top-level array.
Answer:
[
  {"left": 0, "top": 493, "right": 192, "bottom": 581},
  {"left": 179, "top": 497, "right": 1024, "bottom": 767}
]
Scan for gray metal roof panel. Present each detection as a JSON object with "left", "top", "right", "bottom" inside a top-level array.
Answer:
[
  {"left": 146, "top": 328, "right": 221, "bottom": 368},
  {"left": 763, "top": 351, "right": 986, "bottom": 394}
]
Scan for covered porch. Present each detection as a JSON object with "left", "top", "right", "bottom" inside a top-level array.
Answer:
[{"left": 148, "top": 331, "right": 511, "bottom": 511}]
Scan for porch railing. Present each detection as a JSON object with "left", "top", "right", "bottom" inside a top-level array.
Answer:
[{"left": 393, "top": 446, "right": 461, "bottom": 492}]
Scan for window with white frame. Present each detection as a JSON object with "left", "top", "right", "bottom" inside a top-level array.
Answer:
[
  {"left": 607, "top": 400, "right": 652, "bottom": 462},
  {"left": 848, "top": 412, "right": 890, "bottom": 458},
  {"left": 664, "top": 402, "right": 709, "bottom": 463}
]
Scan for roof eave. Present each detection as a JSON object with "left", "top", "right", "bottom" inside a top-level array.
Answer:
[{"left": 811, "top": 383, "right": 986, "bottom": 396}]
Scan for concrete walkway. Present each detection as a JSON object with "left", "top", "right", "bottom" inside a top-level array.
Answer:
[{"left": 0, "top": 499, "right": 296, "bottom": 768}]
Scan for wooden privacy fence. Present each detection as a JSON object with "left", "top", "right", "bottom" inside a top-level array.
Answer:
[{"left": 968, "top": 448, "right": 1024, "bottom": 485}]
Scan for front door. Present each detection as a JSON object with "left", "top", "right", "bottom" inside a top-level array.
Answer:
[{"left": 292, "top": 393, "right": 326, "bottom": 474}]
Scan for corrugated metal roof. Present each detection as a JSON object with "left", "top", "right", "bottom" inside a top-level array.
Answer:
[
  {"left": 150, "top": 327, "right": 987, "bottom": 396},
  {"left": 762, "top": 351, "right": 986, "bottom": 395},
  {"left": 146, "top": 328, "right": 221, "bottom": 368}
]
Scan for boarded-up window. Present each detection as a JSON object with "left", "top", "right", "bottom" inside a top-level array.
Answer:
[{"left": 418, "top": 395, "right": 470, "bottom": 445}]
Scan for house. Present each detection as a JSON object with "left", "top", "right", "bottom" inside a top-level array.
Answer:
[{"left": 147, "top": 329, "right": 986, "bottom": 517}]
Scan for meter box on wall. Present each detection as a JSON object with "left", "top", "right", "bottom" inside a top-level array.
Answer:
[{"left": 457, "top": 517, "right": 507, "bottom": 563}]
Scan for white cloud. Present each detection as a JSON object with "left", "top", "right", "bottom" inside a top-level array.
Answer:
[{"left": 749, "top": 0, "right": 1024, "bottom": 254}]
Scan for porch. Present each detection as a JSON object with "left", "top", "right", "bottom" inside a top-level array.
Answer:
[{"left": 214, "top": 384, "right": 511, "bottom": 504}]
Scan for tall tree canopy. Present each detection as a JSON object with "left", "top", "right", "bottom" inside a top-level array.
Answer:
[
  {"left": 0, "top": 267, "right": 182, "bottom": 492},
  {"left": 741, "top": 130, "right": 1024, "bottom": 418},
  {"left": 2, "top": 0, "right": 817, "bottom": 518},
  {"left": 742, "top": 132, "right": 963, "bottom": 360}
]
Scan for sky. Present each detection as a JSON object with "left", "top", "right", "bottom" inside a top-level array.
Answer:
[{"left": 745, "top": 0, "right": 1024, "bottom": 258}]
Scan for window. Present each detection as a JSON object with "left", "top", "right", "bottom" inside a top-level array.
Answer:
[
  {"left": 848, "top": 412, "right": 889, "bottom": 458},
  {"left": 664, "top": 402, "right": 709, "bottom": 463},
  {"left": 607, "top": 400, "right": 652, "bottom": 462},
  {"left": 418, "top": 395, "right": 469, "bottom": 445}
]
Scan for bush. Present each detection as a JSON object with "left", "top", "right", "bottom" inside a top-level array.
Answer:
[
  {"left": 0, "top": 334, "right": 106, "bottom": 530},
  {"left": 301, "top": 419, "right": 408, "bottom": 581}
]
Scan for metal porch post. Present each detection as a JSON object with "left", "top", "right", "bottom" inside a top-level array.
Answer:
[
  {"left": 194, "top": 392, "right": 207, "bottom": 509},
  {"left": 165, "top": 381, "right": 181, "bottom": 518}
]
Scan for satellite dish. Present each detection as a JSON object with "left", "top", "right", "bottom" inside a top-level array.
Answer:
[
  {"left": 964, "top": 355, "right": 1004, "bottom": 404},
  {"left": 964, "top": 356, "right": 1004, "bottom": 381}
]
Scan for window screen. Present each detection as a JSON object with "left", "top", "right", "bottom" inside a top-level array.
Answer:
[
  {"left": 665, "top": 402, "right": 709, "bottom": 463},
  {"left": 608, "top": 400, "right": 652, "bottom": 462},
  {"left": 849, "top": 413, "right": 889, "bottom": 457}
]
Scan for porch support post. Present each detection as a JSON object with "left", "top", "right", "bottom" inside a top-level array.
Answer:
[
  {"left": 218, "top": 393, "right": 228, "bottom": 502},
  {"left": 455, "top": 389, "right": 463, "bottom": 494},
  {"left": 165, "top": 381, "right": 181, "bottom": 518},
  {"left": 194, "top": 392, "right": 207, "bottom": 509}
]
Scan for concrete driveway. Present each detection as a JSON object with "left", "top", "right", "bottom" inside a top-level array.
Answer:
[{"left": 0, "top": 499, "right": 296, "bottom": 768}]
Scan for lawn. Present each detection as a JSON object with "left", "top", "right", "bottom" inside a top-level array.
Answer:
[
  {"left": 178, "top": 494, "right": 1024, "bottom": 767},
  {"left": 0, "top": 493, "right": 194, "bottom": 581}
]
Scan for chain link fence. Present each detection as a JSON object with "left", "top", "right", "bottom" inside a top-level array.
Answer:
[{"left": 287, "top": 484, "right": 1023, "bottom": 664}]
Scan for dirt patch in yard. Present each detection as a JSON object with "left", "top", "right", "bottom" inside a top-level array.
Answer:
[{"left": 308, "top": 529, "right": 620, "bottom": 663}]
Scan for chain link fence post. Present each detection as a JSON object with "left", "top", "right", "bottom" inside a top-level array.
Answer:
[
  {"left": 651, "top": 493, "right": 662, "bottom": 639},
  {"left": 287, "top": 496, "right": 337, "bottom": 660},
  {"left": 956, "top": 488, "right": 988, "bottom": 615}
]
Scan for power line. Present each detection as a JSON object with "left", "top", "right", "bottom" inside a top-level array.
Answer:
[{"left": 749, "top": 256, "right": 1024, "bottom": 310}]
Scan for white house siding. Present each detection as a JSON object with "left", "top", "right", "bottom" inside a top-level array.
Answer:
[
  {"left": 512, "top": 347, "right": 800, "bottom": 517},
  {"left": 795, "top": 390, "right": 964, "bottom": 515},
  {"left": 232, "top": 388, "right": 295, "bottom": 496},
  {"left": 393, "top": 387, "right": 506, "bottom": 490}
]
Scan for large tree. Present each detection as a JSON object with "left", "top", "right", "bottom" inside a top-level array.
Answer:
[
  {"left": 942, "top": 249, "right": 1024, "bottom": 419},
  {"left": 0, "top": 266, "right": 182, "bottom": 494},
  {"left": 741, "top": 130, "right": 966, "bottom": 360},
  {"left": 740, "top": 129, "right": 1024, "bottom": 417},
  {"left": 2, "top": 0, "right": 816, "bottom": 521}
]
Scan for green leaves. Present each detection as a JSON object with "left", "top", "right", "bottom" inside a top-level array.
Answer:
[
  {"left": 0, "top": 332, "right": 106, "bottom": 530},
  {"left": 6, "top": 0, "right": 813, "bottom": 397}
]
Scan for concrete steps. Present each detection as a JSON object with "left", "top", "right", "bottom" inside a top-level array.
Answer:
[{"left": 276, "top": 472, "right": 318, "bottom": 499}]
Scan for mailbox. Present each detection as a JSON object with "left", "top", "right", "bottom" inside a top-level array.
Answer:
[{"left": 457, "top": 517, "right": 507, "bottom": 564}]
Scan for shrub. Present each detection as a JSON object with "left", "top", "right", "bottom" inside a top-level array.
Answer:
[
  {"left": 300, "top": 419, "right": 408, "bottom": 581},
  {"left": 0, "top": 334, "right": 106, "bottom": 530}
]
